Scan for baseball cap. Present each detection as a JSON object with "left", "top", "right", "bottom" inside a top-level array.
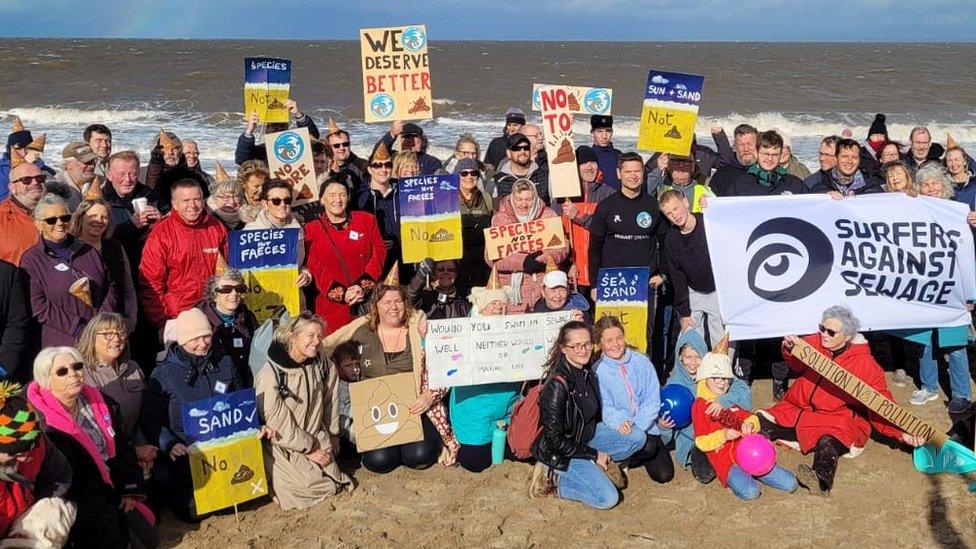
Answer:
[
  {"left": 61, "top": 141, "right": 97, "bottom": 163},
  {"left": 543, "top": 270, "right": 568, "bottom": 289}
]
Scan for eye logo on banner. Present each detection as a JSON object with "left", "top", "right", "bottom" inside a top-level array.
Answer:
[
  {"left": 401, "top": 26, "right": 427, "bottom": 51},
  {"left": 370, "top": 94, "right": 396, "bottom": 119},
  {"left": 745, "top": 218, "right": 833, "bottom": 302},
  {"left": 583, "top": 88, "right": 611, "bottom": 114},
  {"left": 272, "top": 132, "right": 304, "bottom": 164}
]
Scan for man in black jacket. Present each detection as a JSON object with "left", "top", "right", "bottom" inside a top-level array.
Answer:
[
  {"left": 902, "top": 126, "right": 945, "bottom": 172},
  {"left": 324, "top": 120, "right": 369, "bottom": 193},
  {"left": 709, "top": 124, "right": 758, "bottom": 196},
  {"left": 588, "top": 152, "right": 667, "bottom": 355},
  {"left": 484, "top": 108, "right": 525, "bottom": 171},
  {"left": 0, "top": 260, "right": 33, "bottom": 381},
  {"left": 234, "top": 99, "right": 321, "bottom": 166},
  {"left": 726, "top": 130, "right": 808, "bottom": 197},
  {"left": 810, "top": 138, "right": 883, "bottom": 196}
]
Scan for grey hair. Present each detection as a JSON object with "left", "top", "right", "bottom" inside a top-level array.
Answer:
[
  {"left": 915, "top": 162, "right": 954, "bottom": 199},
  {"left": 820, "top": 135, "right": 840, "bottom": 148},
  {"left": 273, "top": 311, "right": 326, "bottom": 346},
  {"left": 182, "top": 138, "right": 198, "bottom": 148},
  {"left": 32, "top": 193, "right": 69, "bottom": 220},
  {"left": 910, "top": 126, "right": 931, "bottom": 142},
  {"left": 209, "top": 177, "right": 244, "bottom": 200},
  {"left": 204, "top": 268, "right": 246, "bottom": 304},
  {"left": 33, "top": 346, "right": 84, "bottom": 389},
  {"left": 821, "top": 306, "right": 861, "bottom": 338}
]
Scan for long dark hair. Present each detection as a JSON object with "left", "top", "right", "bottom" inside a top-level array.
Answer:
[{"left": 541, "top": 320, "right": 592, "bottom": 381}]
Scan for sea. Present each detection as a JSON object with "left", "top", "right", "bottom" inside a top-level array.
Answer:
[{"left": 1, "top": 39, "right": 974, "bottom": 174}]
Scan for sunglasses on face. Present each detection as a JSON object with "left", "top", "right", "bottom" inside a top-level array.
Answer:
[
  {"left": 331, "top": 141, "right": 351, "bottom": 149},
  {"left": 511, "top": 145, "right": 531, "bottom": 152},
  {"left": 459, "top": 170, "right": 478, "bottom": 177},
  {"left": 371, "top": 161, "right": 393, "bottom": 169},
  {"left": 269, "top": 197, "right": 293, "bottom": 206},
  {"left": 55, "top": 362, "right": 84, "bottom": 377},
  {"left": 818, "top": 324, "right": 839, "bottom": 337},
  {"left": 41, "top": 215, "right": 72, "bottom": 226},
  {"left": 13, "top": 174, "right": 47, "bottom": 186},
  {"left": 216, "top": 285, "right": 247, "bottom": 295}
]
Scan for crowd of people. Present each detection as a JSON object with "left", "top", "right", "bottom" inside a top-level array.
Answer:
[{"left": 0, "top": 102, "right": 974, "bottom": 546}]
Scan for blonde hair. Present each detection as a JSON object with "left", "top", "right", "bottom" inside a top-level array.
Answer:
[
  {"left": 392, "top": 151, "right": 419, "bottom": 179},
  {"left": 77, "top": 313, "right": 129, "bottom": 367},
  {"left": 70, "top": 198, "right": 113, "bottom": 240},
  {"left": 236, "top": 159, "right": 269, "bottom": 187},
  {"left": 273, "top": 311, "right": 326, "bottom": 346}
]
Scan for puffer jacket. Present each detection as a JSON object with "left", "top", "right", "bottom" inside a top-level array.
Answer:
[
  {"left": 138, "top": 210, "right": 228, "bottom": 327},
  {"left": 531, "top": 357, "right": 601, "bottom": 471},
  {"left": 405, "top": 271, "right": 471, "bottom": 320}
]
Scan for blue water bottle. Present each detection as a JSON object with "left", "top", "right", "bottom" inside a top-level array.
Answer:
[{"left": 491, "top": 421, "right": 507, "bottom": 465}]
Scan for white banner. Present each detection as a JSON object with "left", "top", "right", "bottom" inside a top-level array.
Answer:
[
  {"left": 426, "top": 310, "right": 577, "bottom": 389},
  {"left": 704, "top": 194, "right": 975, "bottom": 340}
]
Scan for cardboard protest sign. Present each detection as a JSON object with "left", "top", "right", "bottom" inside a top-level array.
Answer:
[
  {"left": 538, "top": 86, "right": 581, "bottom": 199},
  {"left": 183, "top": 389, "right": 267, "bottom": 515},
  {"left": 264, "top": 127, "right": 317, "bottom": 206},
  {"left": 188, "top": 437, "right": 268, "bottom": 515},
  {"left": 484, "top": 217, "right": 566, "bottom": 261},
  {"left": 426, "top": 310, "right": 577, "bottom": 389},
  {"left": 532, "top": 84, "right": 613, "bottom": 115},
  {"left": 399, "top": 174, "right": 463, "bottom": 263},
  {"left": 637, "top": 70, "right": 704, "bottom": 156},
  {"left": 360, "top": 25, "right": 433, "bottom": 123},
  {"left": 594, "top": 267, "right": 650, "bottom": 352},
  {"left": 349, "top": 372, "right": 423, "bottom": 452},
  {"left": 229, "top": 228, "right": 301, "bottom": 322},
  {"left": 244, "top": 58, "right": 291, "bottom": 124}
]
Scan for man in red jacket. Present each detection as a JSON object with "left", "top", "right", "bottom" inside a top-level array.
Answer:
[{"left": 139, "top": 179, "right": 228, "bottom": 328}]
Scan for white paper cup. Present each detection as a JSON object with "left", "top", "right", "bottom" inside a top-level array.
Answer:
[{"left": 132, "top": 197, "right": 148, "bottom": 213}]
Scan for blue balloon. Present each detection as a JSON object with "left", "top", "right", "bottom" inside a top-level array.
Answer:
[{"left": 659, "top": 384, "right": 695, "bottom": 428}]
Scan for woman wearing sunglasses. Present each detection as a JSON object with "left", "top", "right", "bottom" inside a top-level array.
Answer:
[
  {"left": 760, "top": 306, "right": 925, "bottom": 495},
  {"left": 455, "top": 157, "right": 493, "bottom": 289},
  {"left": 20, "top": 194, "right": 117, "bottom": 347},
  {"left": 245, "top": 178, "right": 311, "bottom": 289},
  {"left": 195, "top": 269, "right": 258, "bottom": 387},
  {"left": 27, "top": 346, "right": 157, "bottom": 548}
]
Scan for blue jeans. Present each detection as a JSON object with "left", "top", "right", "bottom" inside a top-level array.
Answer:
[
  {"left": 726, "top": 464, "right": 797, "bottom": 500},
  {"left": 919, "top": 343, "right": 972, "bottom": 400},
  {"left": 556, "top": 423, "right": 645, "bottom": 509}
]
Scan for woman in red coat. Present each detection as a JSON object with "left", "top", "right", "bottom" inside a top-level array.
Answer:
[
  {"left": 760, "top": 306, "right": 925, "bottom": 494},
  {"left": 305, "top": 178, "right": 386, "bottom": 334}
]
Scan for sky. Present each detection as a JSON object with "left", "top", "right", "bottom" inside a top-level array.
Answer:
[{"left": 0, "top": 0, "right": 973, "bottom": 41}]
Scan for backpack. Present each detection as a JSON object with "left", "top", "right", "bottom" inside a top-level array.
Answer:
[{"left": 507, "top": 375, "right": 565, "bottom": 460}]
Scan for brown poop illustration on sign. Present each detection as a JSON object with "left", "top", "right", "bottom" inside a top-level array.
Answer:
[
  {"left": 409, "top": 96, "right": 431, "bottom": 114},
  {"left": 568, "top": 94, "right": 581, "bottom": 111},
  {"left": 664, "top": 125, "right": 682, "bottom": 139},
  {"left": 231, "top": 464, "right": 255, "bottom": 485},
  {"left": 552, "top": 138, "right": 575, "bottom": 164}
]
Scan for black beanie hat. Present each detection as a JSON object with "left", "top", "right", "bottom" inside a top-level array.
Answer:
[
  {"left": 575, "top": 145, "right": 598, "bottom": 165},
  {"left": 590, "top": 115, "right": 613, "bottom": 131},
  {"left": 5, "top": 130, "right": 32, "bottom": 156},
  {"left": 867, "top": 114, "right": 888, "bottom": 140}
]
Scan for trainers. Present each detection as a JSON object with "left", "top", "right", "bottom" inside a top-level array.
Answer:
[
  {"left": 795, "top": 464, "right": 829, "bottom": 497},
  {"left": 892, "top": 369, "right": 908, "bottom": 387},
  {"left": 909, "top": 388, "right": 939, "bottom": 405},
  {"left": 948, "top": 398, "right": 972, "bottom": 415},
  {"left": 773, "top": 381, "right": 787, "bottom": 402},
  {"left": 603, "top": 460, "right": 627, "bottom": 490},
  {"left": 529, "top": 462, "right": 555, "bottom": 499}
]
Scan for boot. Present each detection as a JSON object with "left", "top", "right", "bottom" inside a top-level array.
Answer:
[
  {"left": 603, "top": 460, "right": 627, "bottom": 490},
  {"left": 798, "top": 437, "right": 843, "bottom": 496}
]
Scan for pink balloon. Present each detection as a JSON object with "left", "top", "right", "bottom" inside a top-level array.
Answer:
[{"left": 735, "top": 434, "right": 777, "bottom": 476}]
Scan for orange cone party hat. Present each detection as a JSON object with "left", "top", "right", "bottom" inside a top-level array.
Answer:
[
  {"left": 214, "top": 252, "right": 229, "bottom": 277},
  {"left": 544, "top": 254, "right": 558, "bottom": 273},
  {"left": 373, "top": 142, "right": 391, "bottom": 162},
  {"left": 713, "top": 333, "right": 730, "bottom": 355},
  {"left": 26, "top": 133, "right": 46, "bottom": 152},
  {"left": 83, "top": 176, "right": 103, "bottom": 201},
  {"left": 213, "top": 161, "right": 231, "bottom": 184},
  {"left": 158, "top": 129, "right": 177, "bottom": 155},
  {"left": 11, "top": 116, "right": 24, "bottom": 132},
  {"left": 384, "top": 261, "right": 400, "bottom": 286},
  {"left": 327, "top": 117, "right": 341, "bottom": 137},
  {"left": 9, "top": 149, "right": 26, "bottom": 169},
  {"left": 947, "top": 133, "right": 958, "bottom": 150},
  {"left": 486, "top": 264, "right": 502, "bottom": 290}
]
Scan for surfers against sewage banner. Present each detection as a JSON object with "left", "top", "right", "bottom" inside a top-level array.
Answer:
[
  {"left": 229, "top": 228, "right": 301, "bottom": 322},
  {"left": 244, "top": 58, "right": 291, "bottom": 124},
  {"left": 637, "top": 70, "right": 704, "bottom": 156},
  {"left": 398, "top": 174, "right": 462, "bottom": 263},
  {"left": 360, "top": 25, "right": 432, "bottom": 123},
  {"left": 705, "top": 194, "right": 976, "bottom": 340}
]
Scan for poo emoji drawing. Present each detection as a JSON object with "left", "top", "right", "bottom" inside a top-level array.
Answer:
[{"left": 349, "top": 372, "right": 424, "bottom": 452}]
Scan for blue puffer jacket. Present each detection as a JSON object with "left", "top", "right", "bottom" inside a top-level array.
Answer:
[
  {"left": 140, "top": 344, "right": 241, "bottom": 453},
  {"left": 658, "top": 330, "right": 752, "bottom": 467}
]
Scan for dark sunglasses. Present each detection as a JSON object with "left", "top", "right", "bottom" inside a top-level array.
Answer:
[
  {"left": 459, "top": 170, "right": 478, "bottom": 177},
  {"left": 331, "top": 141, "right": 351, "bottom": 149},
  {"left": 216, "top": 285, "right": 247, "bottom": 294},
  {"left": 269, "top": 197, "right": 293, "bottom": 206},
  {"left": 510, "top": 145, "right": 531, "bottom": 151},
  {"left": 818, "top": 324, "right": 838, "bottom": 337},
  {"left": 371, "top": 161, "right": 393, "bottom": 169},
  {"left": 42, "top": 215, "right": 72, "bottom": 226},
  {"left": 55, "top": 362, "right": 84, "bottom": 377},
  {"left": 13, "top": 174, "right": 47, "bottom": 186}
]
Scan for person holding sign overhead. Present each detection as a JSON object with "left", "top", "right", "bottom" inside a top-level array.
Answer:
[
  {"left": 255, "top": 312, "right": 353, "bottom": 510},
  {"left": 375, "top": 121, "right": 442, "bottom": 175},
  {"left": 305, "top": 177, "right": 386, "bottom": 335},
  {"left": 487, "top": 179, "right": 568, "bottom": 313},
  {"left": 235, "top": 99, "right": 321, "bottom": 166}
]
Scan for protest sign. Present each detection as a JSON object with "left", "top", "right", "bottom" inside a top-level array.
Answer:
[
  {"left": 349, "top": 372, "right": 423, "bottom": 452},
  {"left": 705, "top": 194, "right": 976, "bottom": 340},
  {"left": 243, "top": 58, "right": 291, "bottom": 124},
  {"left": 484, "top": 217, "right": 566, "bottom": 261},
  {"left": 594, "top": 267, "right": 650, "bottom": 352},
  {"left": 636, "top": 70, "right": 704, "bottom": 156},
  {"left": 264, "top": 127, "right": 317, "bottom": 206},
  {"left": 229, "top": 228, "right": 301, "bottom": 322},
  {"left": 183, "top": 388, "right": 267, "bottom": 515},
  {"left": 399, "top": 174, "right": 463, "bottom": 263},
  {"left": 531, "top": 84, "right": 613, "bottom": 115},
  {"left": 360, "top": 25, "right": 433, "bottom": 123},
  {"left": 426, "top": 310, "right": 577, "bottom": 389},
  {"left": 538, "top": 85, "right": 581, "bottom": 199}
]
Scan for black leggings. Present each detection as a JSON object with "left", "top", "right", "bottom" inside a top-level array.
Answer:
[
  {"left": 361, "top": 415, "right": 441, "bottom": 474},
  {"left": 629, "top": 434, "right": 675, "bottom": 483},
  {"left": 150, "top": 455, "right": 197, "bottom": 523},
  {"left": 457, "top": 443, "right": 492, "bottom": 473}
]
